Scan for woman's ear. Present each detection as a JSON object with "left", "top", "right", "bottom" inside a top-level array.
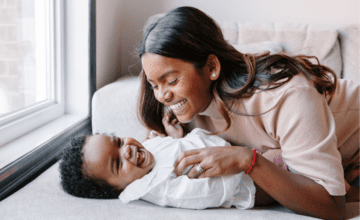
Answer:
[{"left": 206, "top": 54, "right": 221, "bottom": 81}]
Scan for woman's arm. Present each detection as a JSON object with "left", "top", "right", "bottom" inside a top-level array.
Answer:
[
  {"left": 250, "top": 152, "right": 345, "bottom": 220},
  {"left": 173, "top": 146, "right": 346, "bottom": 220},
  {"left": 174, "top": 78, "right": 347, "bottom": 219}
]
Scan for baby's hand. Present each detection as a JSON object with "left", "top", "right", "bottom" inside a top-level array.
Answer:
[
  {"left": 162, "top": 111, "right": 184, "bottom": 138},
  {"left": 147, "top": 130, "right": 166, "bottom": 139}
]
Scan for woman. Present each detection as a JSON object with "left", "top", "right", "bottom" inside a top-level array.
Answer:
[{"left": 137, "top": 6, "right": 359, "bottom": 220}]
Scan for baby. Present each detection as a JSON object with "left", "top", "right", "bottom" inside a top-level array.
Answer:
[{"left": 59, "top": 114, "right": 255, "bottom": 209}]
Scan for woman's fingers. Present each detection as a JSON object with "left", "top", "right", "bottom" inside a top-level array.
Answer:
[
  {"left": 186, "top": 158, "right": 220, "bottom": 179},
  {"left": 174, "top": 152, "right": 218, "bottom": 178},
  {"left": 198, "top": 166, "right": 218, "bottom": 179},
  {"left": 173, "top": 149, "right": 200, "bottom": 167},
  {"left": 187, "top": 163, "right": 206, "bottom": 178},
  {"left": 173, "top": 149, "right": 202, "bottom": 176},
  {"left": 174, "top": 146, "right": 253, "bottom": 178}
]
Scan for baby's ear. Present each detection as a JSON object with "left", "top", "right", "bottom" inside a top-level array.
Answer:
[
  {"left": 113, "top": 187, "right": 123, "bottom": 197},
  {"left": 116, "top": 189, "right": 123, "bottom": 196}
]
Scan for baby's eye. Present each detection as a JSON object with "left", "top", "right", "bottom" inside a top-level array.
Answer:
[
  {"left": 118, "top": 138, "right": 122, "bottom": 148},
  {"left": 117, "top": 158, "right": 121, "bottom": 169}
]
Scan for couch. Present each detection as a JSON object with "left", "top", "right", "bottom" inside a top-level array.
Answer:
[{"left": 0, "top": 15, "right": 358, "bottom": 220}]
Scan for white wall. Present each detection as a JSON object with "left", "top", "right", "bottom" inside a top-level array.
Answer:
[
  {"left": 96, "top": 0, "right": 359, "bottom": 89},
  {"left": 96, "top": 0, "right": 164, "bottom": 89},
  {"left": 96, "top": 0, "right": 122, "bottom": 89},
  {"left": 165, "top": 0, "right": 359, "bottom": 26}
]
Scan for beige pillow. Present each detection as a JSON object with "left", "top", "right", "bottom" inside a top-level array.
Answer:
[
  {"left": 337, "top": 24, "right": 360, "bottom": 82},
  {"left": 233, "top": 41, "right": 283, "bottom": 54},
  {"left": 235, "top": 22, "right": 342, "bottom": 78}
]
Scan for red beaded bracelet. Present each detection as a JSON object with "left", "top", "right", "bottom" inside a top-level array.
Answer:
[{"left": 245, "top": 149, "right": 257, "bottom": 175}]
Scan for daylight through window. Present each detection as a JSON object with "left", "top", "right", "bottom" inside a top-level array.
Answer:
[{"left": 0, "top": 0, "right": 52, "bottom": 118}]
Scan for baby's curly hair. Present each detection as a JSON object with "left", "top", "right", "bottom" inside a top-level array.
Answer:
[{"left": 59, "top": 135, "right": 120, "bottom": 199}]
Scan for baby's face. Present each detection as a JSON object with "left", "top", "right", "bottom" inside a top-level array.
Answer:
[{"left": 82, "top": 134, "right": 155, "bottom": 191}]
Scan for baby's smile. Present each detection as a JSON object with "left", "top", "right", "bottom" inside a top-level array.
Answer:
[{"left": 136, "top": 149, "right": 146, "bottom": 166}]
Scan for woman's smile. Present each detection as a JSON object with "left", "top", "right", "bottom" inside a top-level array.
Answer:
[{"left": 169, "top": 100, "right": 187, "bottom": 113}]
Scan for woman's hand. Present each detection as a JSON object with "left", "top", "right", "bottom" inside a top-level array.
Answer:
[
  {"left": 173, "top": 146, "right": 254, "bottom": 178},
  {"left": 162, "top": 111, "right": 184, "bottom": 138}
]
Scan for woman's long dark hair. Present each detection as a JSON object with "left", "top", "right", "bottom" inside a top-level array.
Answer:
[{"left": 137, "top": 6, "right": 337, "bottom": 134}]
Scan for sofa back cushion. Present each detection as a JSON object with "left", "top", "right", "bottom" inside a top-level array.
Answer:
[
  {"left": 221, "top": 22, "right": 342, "bottom": 79},
  {"left": 337, "top": 24, "right": 360, "bottom": 82}
]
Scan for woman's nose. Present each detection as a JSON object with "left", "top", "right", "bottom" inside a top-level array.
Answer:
[{"left": 156, "top": 88, "right": 172, "bottom": 103}]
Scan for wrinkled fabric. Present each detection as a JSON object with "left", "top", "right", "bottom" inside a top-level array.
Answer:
[{"left": 119, "top": 128, "right": 255, "bottom": 209}]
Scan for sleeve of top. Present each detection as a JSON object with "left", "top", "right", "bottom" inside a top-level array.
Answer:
[
  {"left": 140, "top": 172, "right": 255, "bottom": 210},
  {"left": 265, "top": 85, "right": 346, "bottom": 196}
]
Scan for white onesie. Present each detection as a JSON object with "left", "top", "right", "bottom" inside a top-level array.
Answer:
[{"left": 119, "top": 128, "right": 255, "bottom": 210}]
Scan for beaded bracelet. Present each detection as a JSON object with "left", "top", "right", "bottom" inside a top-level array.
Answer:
[{"left": 245, "top": 149, "right": 257, "bottom": 175}]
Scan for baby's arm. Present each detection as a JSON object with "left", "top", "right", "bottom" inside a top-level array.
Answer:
[{"left": 145, "top": 111, "right": 184, "bottom": 140}]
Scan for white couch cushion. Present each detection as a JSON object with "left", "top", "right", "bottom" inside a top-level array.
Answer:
[
  {"left": 337, "top": 24, "right": 360, "bottom": 83},
  {"left": 92, "top": 76, "right": 147, "bottom": 141}
]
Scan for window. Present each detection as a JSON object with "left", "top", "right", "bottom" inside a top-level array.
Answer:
[
  {"left": 0, "top": 0, "right": 95, "bottom": 200},
  {"left": 0, "top": 0, "right": 64, "bottom": 147}
]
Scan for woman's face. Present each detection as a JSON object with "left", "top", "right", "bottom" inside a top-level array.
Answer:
[{"left": 141, "top": 53, "right": 213, "bottom": 123}]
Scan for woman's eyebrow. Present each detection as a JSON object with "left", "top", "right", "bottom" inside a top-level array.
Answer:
[{"left": 147, "top": 70, "right": 179, "bottom": 82}]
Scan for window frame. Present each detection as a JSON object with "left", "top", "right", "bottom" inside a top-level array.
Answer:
[
  {"left": 0, "top": 0, "right": 96, "bottom": 201},
  {"left": 0, "top": 0, "right": 64, "bottom": 147}
]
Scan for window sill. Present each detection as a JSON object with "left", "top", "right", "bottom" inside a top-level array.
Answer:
[
  {"left": 0, "top": 113, "right": 92, "bottom": 201},
  {"left": 0, "top": 113, "right": 88, "bottom": 169}
]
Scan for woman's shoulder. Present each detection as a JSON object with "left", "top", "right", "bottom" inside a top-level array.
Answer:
[
  {"left": 261, "top": 73, "right": 315, "bottom": 97},
  {"left": 327, "top": 79, "right": 359, "bottom": 112},
  {"left": 233, "top": 74, "right": 319, "bottom": 115}
]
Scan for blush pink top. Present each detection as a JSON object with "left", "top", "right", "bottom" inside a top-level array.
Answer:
[{"left": 192, "top": 74, "right": 359, "bottom": 196}]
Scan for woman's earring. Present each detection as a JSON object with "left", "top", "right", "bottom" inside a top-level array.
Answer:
[{"left": 211, "top": 73, "right": 217, "bottom": 78}]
